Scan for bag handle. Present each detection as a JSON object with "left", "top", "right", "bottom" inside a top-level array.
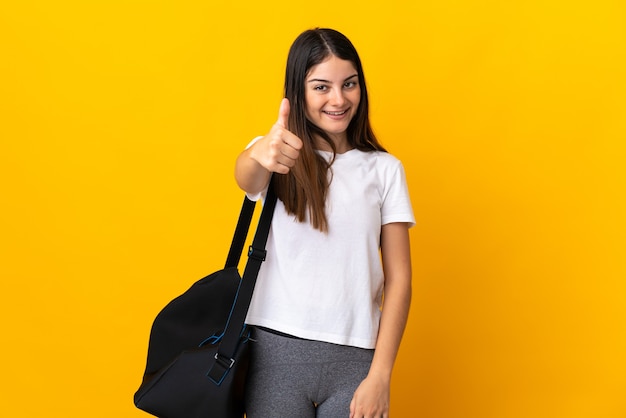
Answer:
[{"left": 208, "top": 180, "right": 277, "bottom": 384}]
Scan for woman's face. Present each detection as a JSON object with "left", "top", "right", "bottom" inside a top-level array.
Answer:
[{"left": 304, "top": 55, "right": 360, "bottom": 145}]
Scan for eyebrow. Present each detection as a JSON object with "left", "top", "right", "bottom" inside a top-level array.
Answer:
[{"left": 307, "top": 74, "right": 358, "bottom": 83}]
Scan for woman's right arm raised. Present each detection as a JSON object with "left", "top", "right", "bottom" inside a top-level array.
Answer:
[{"left": 234, "top": 98, "right": 302, "bottom": 195}]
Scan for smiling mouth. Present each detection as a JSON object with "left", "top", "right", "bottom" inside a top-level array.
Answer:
[{"left": 323, "top": 109, "right": 348, "bottom": 116}]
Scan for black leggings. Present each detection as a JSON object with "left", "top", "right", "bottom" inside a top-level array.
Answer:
[{"left": 244, "top": 327, "right": 374, "bottom": 418}]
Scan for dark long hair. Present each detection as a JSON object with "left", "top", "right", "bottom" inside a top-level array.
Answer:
[{"left": 275, "top": 28, "right": 386, "bottom": 232}]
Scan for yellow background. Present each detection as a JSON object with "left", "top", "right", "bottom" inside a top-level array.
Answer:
[{"left": 1, "top": 1, "right": 625, "bottom": 417}]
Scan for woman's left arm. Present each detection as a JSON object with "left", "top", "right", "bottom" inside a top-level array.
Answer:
[{"left": 350, "top": 222, "right": 412, "bottom": 418}]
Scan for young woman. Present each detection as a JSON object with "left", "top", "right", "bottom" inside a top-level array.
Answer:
[{"left": 235, "top": 28, "right": 415, "bottom": 418}]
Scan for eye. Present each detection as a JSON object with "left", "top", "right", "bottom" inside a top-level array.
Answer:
[
  {"left": 313, "top": 85, "right": 328, "bottom": 91},
  {"left": 344, "top": 81, "right": 358, "bottom": 89}
]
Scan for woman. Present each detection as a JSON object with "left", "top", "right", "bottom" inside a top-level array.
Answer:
[{"left": 235, "top": 28, "right": 414, "bottom": 418}]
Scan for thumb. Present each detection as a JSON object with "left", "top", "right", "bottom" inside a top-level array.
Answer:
[{"left": 276, "top": 97, "right": 290, "bottom": 129}]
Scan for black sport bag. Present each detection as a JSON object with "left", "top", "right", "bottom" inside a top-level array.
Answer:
[{"left": 134, "top": 185, "right": 277, "bottom": 418}]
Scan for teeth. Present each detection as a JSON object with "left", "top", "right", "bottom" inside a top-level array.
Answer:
[{"left": 325, "top": 110, "right": 346, "bottom": 116}]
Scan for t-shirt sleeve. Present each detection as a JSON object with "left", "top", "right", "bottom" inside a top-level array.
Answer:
[{"left": 381, "top": 160, "right": 415, "bottom": 227}]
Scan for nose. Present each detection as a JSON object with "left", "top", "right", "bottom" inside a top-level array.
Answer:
[{"left": 330, "top": 87, "right": 346, "bottom": 106}]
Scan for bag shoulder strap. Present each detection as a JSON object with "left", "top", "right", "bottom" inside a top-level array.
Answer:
[
  {"left": 208, "top": 181, "right": 277, "bottom": 384},
  {"left": 224, "top": 196, "right": 256, "bottom": 269}
]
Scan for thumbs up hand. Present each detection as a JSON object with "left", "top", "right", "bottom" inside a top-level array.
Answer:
[{"left": 250, "top": 98, "right": 303, "bottom": 175}]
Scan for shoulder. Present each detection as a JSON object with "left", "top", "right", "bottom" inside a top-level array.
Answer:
[
  {"left": 353, "top": 150, "right": 405, "bottom": 173},
  {"left": 353, "top": 149, "right": 401, "bottom": 162}
]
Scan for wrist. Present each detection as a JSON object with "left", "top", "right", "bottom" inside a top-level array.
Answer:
[{"left": 367, "top": 366, "right": 392, "bottom": 385}]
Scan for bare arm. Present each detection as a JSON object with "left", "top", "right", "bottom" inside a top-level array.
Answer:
[
  {"left": 234, "top": 98, "right": 302, "bottom": 195},
  {"left": 234, "top": 146, "right": 273, "bottom": 195},
  {"left": 350, "top": 222, "right": 412, "bottom": 418}
]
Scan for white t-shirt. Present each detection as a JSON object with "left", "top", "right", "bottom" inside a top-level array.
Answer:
[{"left": 246, "top": 148, "right": 415, "bottom": 349}]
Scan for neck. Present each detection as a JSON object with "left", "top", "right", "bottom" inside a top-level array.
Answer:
[{"left": 314, "top": 133, "right": 352, "bottom": 154}]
